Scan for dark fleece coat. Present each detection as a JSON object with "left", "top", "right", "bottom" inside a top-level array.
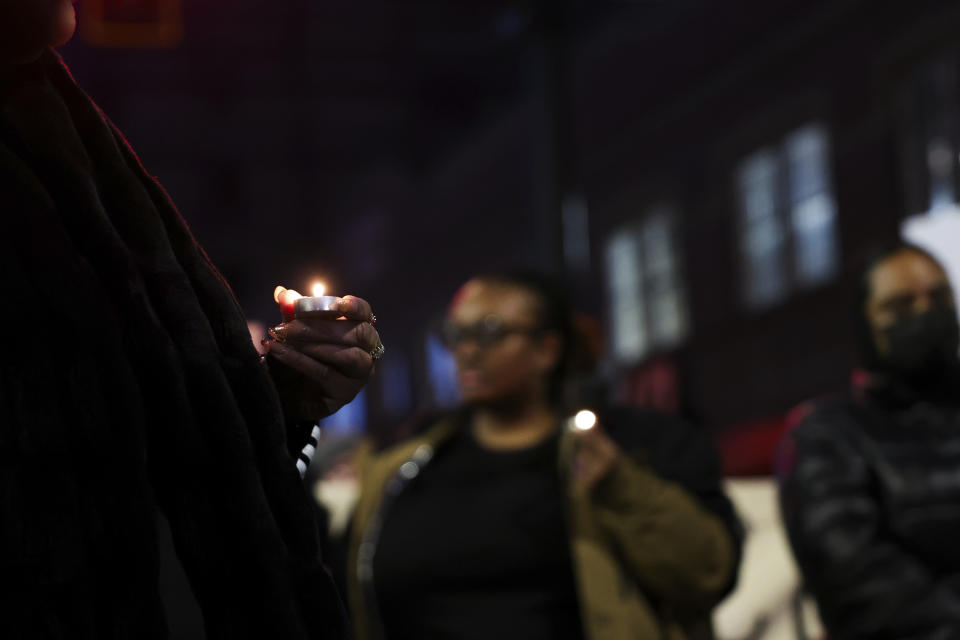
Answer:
[{"left": 0, "top": 52, "right": 347, "bottom": 638}]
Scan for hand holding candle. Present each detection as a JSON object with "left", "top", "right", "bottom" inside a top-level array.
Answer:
[
  {"left": 265, "top": 282, "right": 382, "bottom": 421},
  {"left": 285, "top": 283, "right": 345, "bottom": 320},
  {"left": 569, "top": 411, "right": 623, "bottom": 492}
]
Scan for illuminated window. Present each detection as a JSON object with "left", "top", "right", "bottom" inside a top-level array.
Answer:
[
  {"left": 786, "top": 124, "right": 838, "bottom": 286},
  {"left": 737, "top": 122, "right": 838, "bottom": 308},
  {"left": 899, "top": 55, "right": 960, "bottom": 215},
  {"left": 738, "top": 150, "right": 787, "bottom": 307},
  {"left": 607, "top": 230, "right": 647, "bottom": 361},
  {"left": 606, "top": 206, "right": 687, "bottom": 363}
]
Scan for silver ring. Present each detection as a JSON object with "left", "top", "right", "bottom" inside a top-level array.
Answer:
[{"left": 369, "top": 343, "right": 386, "bottom": 361}]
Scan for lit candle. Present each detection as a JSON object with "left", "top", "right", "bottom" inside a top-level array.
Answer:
[
  {"left": 568, "top": 409, "right": 598, "bottom": 432},
  {"left": 292, "top": 282, "right": 343, "bottom": 320}
]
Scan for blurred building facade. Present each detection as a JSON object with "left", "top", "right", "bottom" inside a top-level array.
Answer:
[
  {"left": 62, "top": 1, "right": 960, "bottom": 467},
  {"left": 367, "top": 0, "right": 960, "bottom": 469},
  {"left": 360, "top": 1, "right": 960, "bottom": 468}
]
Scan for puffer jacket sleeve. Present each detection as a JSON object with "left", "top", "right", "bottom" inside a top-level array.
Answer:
[
  {"left": 591, "top": 455, "right": 737, "bottom": 615},
  {"left": 777, "top": 405, "right": 960, "bottom": 639}
]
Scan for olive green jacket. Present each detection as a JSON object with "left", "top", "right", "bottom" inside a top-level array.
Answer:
[{"left": 346, "top": 418, "right": 736, "bottom": 640}]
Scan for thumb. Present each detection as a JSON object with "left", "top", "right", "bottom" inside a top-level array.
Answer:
[{"left": 274, "top": 286, "right": 302, "bottom": 323}]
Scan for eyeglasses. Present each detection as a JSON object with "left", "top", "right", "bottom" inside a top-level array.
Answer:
[{"left": 442, "top": 314, "right": 543, "bottom": 349}]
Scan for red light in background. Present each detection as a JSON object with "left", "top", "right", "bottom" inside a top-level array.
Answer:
[{"left": 81, "top": 0, "right": 183, "bottom": 48}]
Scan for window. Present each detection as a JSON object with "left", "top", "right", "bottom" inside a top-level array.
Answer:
[
  {"left": 736, "top": 122, "right": 838, "bottom": 308},
  {"left": 738, "top": 151, "right": 787, "bottom": 306},
  {"left": 607, "top": 230, "right": 647, "bottom": 361},
  {"left": 606, "top": 206, "right": 687, "bottom": 363},
  {"left": 898, "top": 55, "right": 960, "bottom": 215},
  {"left": 786, "top": 124, "right": 839, "bottom": 286}
]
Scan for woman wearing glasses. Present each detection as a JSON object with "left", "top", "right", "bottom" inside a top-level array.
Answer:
[{"left": 344, "top": 271, "right": 737, "bottom": 640}]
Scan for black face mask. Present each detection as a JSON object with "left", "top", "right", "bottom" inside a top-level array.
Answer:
[{"left": 881, "top": 307, "right": 960, "bottom": 378}]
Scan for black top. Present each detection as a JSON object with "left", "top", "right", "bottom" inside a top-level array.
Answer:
[{"left": 373, "top": 426, "right": 584, "bottom": 640}]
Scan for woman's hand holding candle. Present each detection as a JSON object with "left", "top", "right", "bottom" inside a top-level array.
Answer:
[
  {"left": 264, "top": 285, "right": 382, "bottom": 421},
  {"left": 570, "top": 419, "right": 624, "bottom": 492}
]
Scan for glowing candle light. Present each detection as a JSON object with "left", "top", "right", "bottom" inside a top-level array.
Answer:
[
  {"left": 569, "top": 409, "right": 598, "bottom": 432},
  {"left": 293, "top": 281, "right": 342, "bottom": 319}
]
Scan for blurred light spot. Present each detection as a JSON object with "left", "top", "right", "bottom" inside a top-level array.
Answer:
[
  {"left": 399, "top": 461, "right": 420, "bottom": 480},
  {"left": 573, "top": 410, "right": 597, "bottom": 431}
]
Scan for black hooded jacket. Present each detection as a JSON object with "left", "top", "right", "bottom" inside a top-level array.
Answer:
[
  {"left": 777, "top": 371, "right": 960, "bottom": 639},
  {"left": 0, "top": 46, "right": 346, "bottom": 640}
]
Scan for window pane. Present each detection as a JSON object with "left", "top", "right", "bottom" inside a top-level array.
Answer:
[
  {"left": 786, "top": 123, "right": 839, "bottom": 285},
  {"left": 785, "top": 124, "right": 829, "bottom": 202},
  {"left": 738, "top": 150, "right": 787, "bottom": 307},
  {"left": 792, "top": 192, "right": 839, "bottom": 285},
  {"left": 927, "top": 137, "right": 957, "bottom": 211},
  {"left": 642, "top": 211, "right": 672, "bottom": 275},
  {"left": 642, "top": 209, "right": 687, "bottom": 346},
  {"left": 606, "top": 229, "right": 647, "bottom": 360}
]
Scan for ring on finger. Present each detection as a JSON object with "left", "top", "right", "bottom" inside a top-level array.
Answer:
[{"left": 369, "top": 343, "right": 386, "bottom": 361}]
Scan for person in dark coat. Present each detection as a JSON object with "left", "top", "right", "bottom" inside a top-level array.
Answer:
[
  {"left": 0, "top": 2, "right": 379, "bottom": 638},
  {"left": 777, "top": 243, "right": 960, "bottom": 639},
  {"left": 343, "top": 271, "right": 738, "bottom": 640}
]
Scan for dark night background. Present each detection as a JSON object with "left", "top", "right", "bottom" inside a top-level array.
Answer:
[{"left": 60, "top": 0, "right": 960, "bottom": 472}]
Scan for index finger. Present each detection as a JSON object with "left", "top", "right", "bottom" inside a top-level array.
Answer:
[{"left": 336, "top": 295, "right": 375, "bottom": 323}]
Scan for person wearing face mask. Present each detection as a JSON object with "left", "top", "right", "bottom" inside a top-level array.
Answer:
[
  {"left": 344, "top": 270, "right": 737, "bottom": 640},
  {"left": 777, "top": 243, "right": 960, "bottom": 639}
]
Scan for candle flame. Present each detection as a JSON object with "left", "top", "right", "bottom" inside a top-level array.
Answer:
[
  {"left": 573, "top": 410, "right": 597, "bottom": 431},
  {"left": 312, "top": 282, "right": 326, "bottom": 297},
  {"left": 273, "top": 286, "right": 286, "bottom": 303}
]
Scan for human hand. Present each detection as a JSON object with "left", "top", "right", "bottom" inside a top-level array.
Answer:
[
  {"left": 571, "top": 423, "right": 623, "bottom": 492},
  {"left": 264, "top": 287, "right": 382, "bottom": 421}
]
